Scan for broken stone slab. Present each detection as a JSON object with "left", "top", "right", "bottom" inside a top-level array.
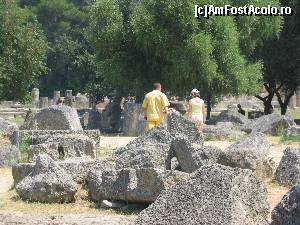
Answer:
[
  {"left": 21, "top": 129, "right": 101, "bottom": 148},
  {"left": 171, "top": 138, "right": 224, "bottom": 173},
  {"left": 28, "top": 134, "right": 95, "bottom": 162},
  {"left": 203, "top": 122, "right": 246, "bottom": 140},
  {"left": 167, "top": 112, "right": 203, "bottom": 145},
  {"left": 0, "top": 117, "right": 19, "bottom": 147},
  {"left": 0, "top": 145, "right": 19, "bottom": 167},
  {"left": 244, "top": 113, "right": 295, "bottom": 135},
  {"left": 87, "top": 168, "right": 188, "bottom": 204},
  {"left": 16, "top": 154, "right": 77, "bottom": 203},
  {"left": 12, "top": 156, "right": 94, "bottom": 185},
  {"left": 103, "top": 125, "right": 174, "bottom": 170},
  {"left": 219, "top": 132, "right": 273, "bottom": 179},
  {"left": 271, "top": 184, "right": 300, "bottom": 225},
  {"left": 24, "top": 105, "right": 83, "bottom": 130},
  {"left": 215, "top": 110, "right": 250, "bottom": 124},
  {"left": 122, "top": 103, "right": 145, "bottom": 137},
  {"left": 275, "top": 147, "right": 300, "bottom": 186},
  {"left": 134, "top": 163, "right": 269, "bottom": 225},
  {"left": 286, "top": 125, "right": 300, "bottom": 136}
]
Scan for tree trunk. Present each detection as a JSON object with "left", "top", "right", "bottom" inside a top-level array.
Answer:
[
  {"left": 275, "top": 86, "right": 295, "bottom": 115},
  {"left": 206, "top": 95, "right": 212, "bottom": 121}
]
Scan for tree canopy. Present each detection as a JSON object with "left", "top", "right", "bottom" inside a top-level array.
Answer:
[
  {"left": 0, "top": 0, "right": 47, "bottom": 102},
  {"left": 89, "top": 0, "right": 282, "bottom": 109},
  {"left": 262, "top": 0, "right": 300, "bottom": 114}
]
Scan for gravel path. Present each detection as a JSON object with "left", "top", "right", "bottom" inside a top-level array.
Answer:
[{"left": 0, "top": 211, "right": 133, "bottom": 225}]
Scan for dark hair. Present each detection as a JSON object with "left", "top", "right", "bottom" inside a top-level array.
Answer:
[
  {"left": 153, "top": 83, "right": 161, "bottom": 90},
  {"left": 192, "top": 92, "right": 200, "bottom": 98}
]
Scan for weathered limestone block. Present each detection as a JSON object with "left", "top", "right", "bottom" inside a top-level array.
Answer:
[{"left": 135, "top": 164, "right": 269, "bottom": 225}]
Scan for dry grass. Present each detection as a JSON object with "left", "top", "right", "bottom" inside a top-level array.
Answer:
[{"left": 0, "top": 168, "right": 138, "bottom": 217}]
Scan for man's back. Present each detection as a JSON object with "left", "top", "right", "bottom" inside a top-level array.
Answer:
[{"left": 143, "top": 90, "right": 169, "bottom": 122}]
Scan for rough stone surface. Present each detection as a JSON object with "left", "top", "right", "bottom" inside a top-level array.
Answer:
[
  {"left": 16, "top": 154, "right": 77, "bottom": 203},
  {"left": 21, "top": 129, "right": 101, "bottom": 148},
  {"left": 171, "top": 138, "right": 223, "bottom": 173},
  {"left": 102, "top": 125, "right": 174, "bottom": 170},
  {"left": 275, "top": 147, "right": 300, "bottom": 186},
  {"left": 271, "top": 184, "right": 300, "bottom": 225},
  {"left": 203, "top": 122, "right": 246, "bottom": 140},
  {"left": 0, "top": 117, "right": 19, "bottom": 167},
  {"left": 0, "top": 145, "right": 19, "bottom": 167},
  {"left": 286, "top": 125, "right": 300, "bottom": 136},
  {"left": 12, "top": 157, "right": 94, "bottom": 185},
  {"left": 167, "top": 112, "right": 203, "bottom": 145},
  {"left": 87, "top": 168, "right": 188, "bottom": 203},
  {"left": 135, "top": 163, "right": 269, "bottom": 225},
  {"left": 0, "top": 117, "right": 19, "bottom": 146},
  {"left": 26, "top": 105, "right": 83, "bottom": 130},
  {"left": 244, "top": 113, "right": 295, "bottom": 135},
  {"left": 122, "top": 103, "right": 145, "bottom": 137},
  {"left": 28, "top": 134, "right": 95, "bottom": 162},
  {"left": 221, "top": 132, "right": 272, "bottom": 178},
  {"left": 215, "top": 110, "right": 250, "bottom": 124}
]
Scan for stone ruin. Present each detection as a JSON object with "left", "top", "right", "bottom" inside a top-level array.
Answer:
[
  {"left": 0, "top": 117, "right": 20, "bottom": 167},
  {"left": 23, "top": 105, "right": 83, "bottom": 131},
  {"left": 275, "top": 147, "right": 300, "bottom": 186},
  {"left": 10, "top": 106, "right": 299, "bottom": 224},
  {"left": 135, "top": 163, "right": 269, "bottom": 225},
  {"left": 16, "top": 154, "right": 77, "bottom": 203},
  {"left": 271, "top": 184, "right": 300, "bottom": 225}
]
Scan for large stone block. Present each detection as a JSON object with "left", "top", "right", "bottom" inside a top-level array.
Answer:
[
  {"left": 122, "top": 103, "right": 145, "bottom": 137},
  {"left": 103, "top": 125, "right": 174, "bottom": 170},
  {"left": 87, "top": 168, "right": 188, "bottom": 203},
  {"left": 26, "top": 105, "right": 83, "bottom": 130},
  {"left": 275, "top": 147, "right": 300, "bottom": 186},
  {"left": 215, "top": 110, "right": 249, "bottom": 124},
  {"left": 245, "top": 113, "right": 295, "bottom": 135},
  {"left": 16, "top": 154, "right": 77, "bottom": 203},
  {"left": 0, "top": 117, "right": 19, "bottom": 167},
  {"left": 167, "top": 112, "right": 203, "bottom": 145},
  {"left": 171, "top": 138, "right": 223, "bottom": 173},
  {"left": 12, "top": 156, "right": 94, "bottom": 185},
  {"left": 271, "top": 184, "right": 300, "bottom": 225},
  {"left": 135, "top": 163, "right": 269, "bottom": 225},
  {"left": 220, "top": 132, "right": 273, "bottom": 179},
  {"left": 28, "top": 134, "right": 95, "bottom": 162}
]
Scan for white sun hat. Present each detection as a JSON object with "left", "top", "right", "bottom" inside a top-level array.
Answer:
[{"left": 191, "top": 88, "right": 200, "bottom": 94}]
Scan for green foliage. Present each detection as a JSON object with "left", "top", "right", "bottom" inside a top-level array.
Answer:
[
  {"left": 89, "top": 0, "right": 282, "bottom": 101},
  {"left": 20, "top": 134, "right": 32, "bottom": 163},
  {"left": 20, "top": 0, "right": 103, "bottom": 98},
  {"left": 262, "top": 0, "right": 300, "bottom": 113},
  {"left": 280, "top": 135, "right": 300, "bottom": 143},
  {"left": 0, "top": 0, "right": 47, "bottom": 102}
]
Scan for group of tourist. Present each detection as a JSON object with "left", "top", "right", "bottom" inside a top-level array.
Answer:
[{"left": 142, "top": 83, "right": 206, "bottom": 132}]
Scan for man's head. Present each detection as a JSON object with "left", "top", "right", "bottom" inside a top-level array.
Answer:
[
  {"left": 153, "top": 83, "right": 162, "bottom": 91},
  {"left": 237, "top": 104, "right": 242, "bottom": 109}
]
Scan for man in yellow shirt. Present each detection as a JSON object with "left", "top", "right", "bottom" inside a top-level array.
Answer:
[{"left": 142, "top": 83, "right": 170, "bottom": 131}]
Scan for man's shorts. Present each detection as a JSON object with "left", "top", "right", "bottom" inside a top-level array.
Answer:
[{"left": 145, "top": 120, "right": 161, "bottom": 131}]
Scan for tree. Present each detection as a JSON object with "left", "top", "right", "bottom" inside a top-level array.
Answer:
[
  {"left": 261, "top": 0, "right": 300, "bottom": 115},
  {"left": 0, "top": 0, "right": 47, "bottom": 102},
  {"left": 89, "top": 0, "right": 282, "bottom": 118},
  {"left": 20, "top": 0, "right": 100, "bottom": 98}
]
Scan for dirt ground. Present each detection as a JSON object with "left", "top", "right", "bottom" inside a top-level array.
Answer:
[{"left": 0, "top": 136, "right": 299, "bottom": 224}]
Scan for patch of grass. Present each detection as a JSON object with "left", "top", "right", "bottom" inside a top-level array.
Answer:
[
  {"left": 20, "top": 134, "right": 32, "bottom": 163},
  {"left": 0, "top": 186, "right": 138, "bottom": 218},
  {"left": 96, "top": 146, "right": 112, "bottom": 158},
  {"left": 8, "top": 116, "right": 25, "bottom": 127},
  {"left": 280, "top": 135, "right": 300, "bottom": 143}
]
